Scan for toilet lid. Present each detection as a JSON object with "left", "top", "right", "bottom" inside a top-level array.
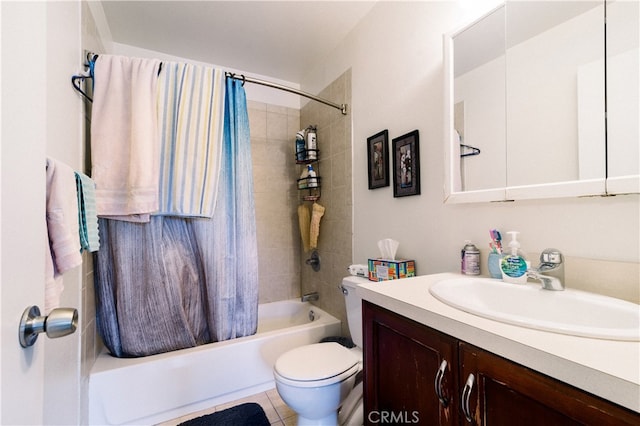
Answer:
[{"left": 275, "top": 342, "right": 360, "bottom": 381}]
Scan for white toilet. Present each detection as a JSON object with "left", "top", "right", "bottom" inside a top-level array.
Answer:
[{"left": 274, "top": 276, "right": 367, "bottom": 425}]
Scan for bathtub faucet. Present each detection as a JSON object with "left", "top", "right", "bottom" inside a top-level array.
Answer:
[{"left": 301, "top": 292, "right": 319, "bottom": 302}]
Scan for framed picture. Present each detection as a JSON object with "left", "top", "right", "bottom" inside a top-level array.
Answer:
[
  {"left": 367, "top": 130, "right": 389, "bottom": 189},
  {"left": 392, "top": 130, "right": 420, "bottom": 197}
]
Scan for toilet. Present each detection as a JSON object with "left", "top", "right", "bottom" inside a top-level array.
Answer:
[{"left": 274, "top": 276, "right": 368, "bottom": 425}]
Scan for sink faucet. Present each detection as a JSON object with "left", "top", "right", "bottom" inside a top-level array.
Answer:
[
  {"left": 301, "top": 292, "right": 319, "bottom": 302},
  {"left": 527, "top": 248, "right": 564, "bottom": 291}
]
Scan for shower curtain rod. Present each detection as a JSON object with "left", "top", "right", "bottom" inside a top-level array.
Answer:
[
  {"left": 72, "top": 52, "right": 348, "bottom": 115},
  {"left": 226, "top": 73, "right": 348, "bottom": 115}
]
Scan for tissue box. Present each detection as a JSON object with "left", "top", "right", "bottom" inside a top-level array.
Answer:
[{"left": 368, "top": 258, "right": 416, "bottom": 281}]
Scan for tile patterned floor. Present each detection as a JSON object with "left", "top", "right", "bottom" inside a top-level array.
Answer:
[{"left": 157, "top": 388, "right": 297, "bottom": 426}]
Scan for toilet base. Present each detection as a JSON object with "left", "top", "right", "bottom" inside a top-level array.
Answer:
[{"left": 297, "top": 412, "right": 338, "bottom": 426}]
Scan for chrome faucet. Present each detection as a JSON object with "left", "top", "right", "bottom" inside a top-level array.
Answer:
[
  {"left": 301, "top": 292, "right": 319, "bottom": 302},
  {"left": 527, "top": 248, "right": 564, "bottom": 291}
]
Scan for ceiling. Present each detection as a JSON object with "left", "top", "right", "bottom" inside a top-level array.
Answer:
[{"left": 100, "top": 1, "right": 377, "bottom": 83}]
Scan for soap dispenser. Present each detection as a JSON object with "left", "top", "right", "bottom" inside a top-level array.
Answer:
[{"left": 500, "top": 231, "right": 528, "bottom": 284}]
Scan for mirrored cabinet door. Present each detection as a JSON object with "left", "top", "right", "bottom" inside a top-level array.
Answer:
[
  {"left": 606, "top": 0, "right": 640, "bottom": 194},
  {"left": 444, "top": 1, "right": 637, "bottom": 203},
  {"left": 453, "top": 5, "right": 506, "bottom": 195},
  {"left": 505, "top": 1, "right": 605, "bottom": 193}
]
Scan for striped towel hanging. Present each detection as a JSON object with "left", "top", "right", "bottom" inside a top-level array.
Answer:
[
  {"left": 75, "top": 171, "right": 100, "bottom": 252},
  {"left": 156, "top": 62, "right": 225, "bottom": 218}
]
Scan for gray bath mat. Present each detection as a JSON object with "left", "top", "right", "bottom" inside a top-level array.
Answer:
[{"left": 178, "top": 402, "right": 270, "bottom": 426}]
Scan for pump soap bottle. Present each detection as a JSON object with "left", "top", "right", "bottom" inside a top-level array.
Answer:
[{"left": 500, "top": 231, "right": 528, "bottom": 284}]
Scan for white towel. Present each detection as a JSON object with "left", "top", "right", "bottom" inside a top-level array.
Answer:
[
  {"left": 45, "top": 158, "right": 83, "bottom": 312},
  {"left": 90, "top": 54, "right": 162, "bottom": 221},
  {"left": 156, "top": 62, "right": 225, "bottom": 217}
]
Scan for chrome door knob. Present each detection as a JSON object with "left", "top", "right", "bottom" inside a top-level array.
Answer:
[{"left": 19, "top": 305, "right": 78, "bottom": 348}]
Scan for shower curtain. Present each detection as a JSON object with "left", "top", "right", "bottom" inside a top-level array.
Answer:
[{"left": 94, "top": 77, "right": 259, "bottom": 357}]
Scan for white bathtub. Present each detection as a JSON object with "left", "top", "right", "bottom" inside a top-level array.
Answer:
[{"left": 88, "top": 299, "right": 341, "bottom": 425}]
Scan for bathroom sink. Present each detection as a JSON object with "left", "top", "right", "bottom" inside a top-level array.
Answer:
[{"left": 429, "top": 278, "right": 640, "bottom": 341}]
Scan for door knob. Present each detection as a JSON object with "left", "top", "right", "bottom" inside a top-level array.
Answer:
[{"left": 19, "top": 305, "right": 78, "bottom": 348}]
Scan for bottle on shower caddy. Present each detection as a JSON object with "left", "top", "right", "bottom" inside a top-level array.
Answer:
[
  {"left": 306, "top": 165, "right": 318, "bottom": 188},
  {"left": 295, "top": 130, "right": 306, "bottom": 162},
  {"left": 305, "top": 125, "right": 317, "bottom": 160},
  {"left": 299, "top": 167, "right": 309, "bottom": 189}
]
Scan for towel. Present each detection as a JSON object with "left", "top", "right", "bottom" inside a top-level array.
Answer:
[
  {"left": 298, "top": 204, "right": 311, "bottom": 252},
  {"left": 309, "top": 202, "right": 325, "bottom": 250},
  {"left": 156, "top": 62, "right": 225, "bottom": 217},
  {"left": 45, "top": 158, "right": 83, "bottom": 312},
  {"left": 90, "top": 54, "right": 162, "bottom": 221},
  {"left": 75, "top": 172, "right": 100, "bottom": 252}
]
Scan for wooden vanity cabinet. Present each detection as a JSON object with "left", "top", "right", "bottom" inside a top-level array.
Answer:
[
  {"left": 363, "top": 301, "right": 640, "bottom": 426},
  {"left": 459, "top": 342, "right": 640, "bottom": 426},
  {"left": 363, "top": 301, "right": 459, "bottom": 425}
]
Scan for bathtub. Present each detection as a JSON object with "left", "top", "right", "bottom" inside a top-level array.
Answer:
[{"left": 88, "top": 299, "right": 341, "bottom": 425}]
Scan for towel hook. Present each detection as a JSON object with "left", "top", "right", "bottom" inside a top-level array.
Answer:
[{"left": 71, "top": 75, "right": 93, "bottom": 103}]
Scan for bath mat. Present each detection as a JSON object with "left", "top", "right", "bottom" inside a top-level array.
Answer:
[{"left": 178, "top": 403, "right": 270, "bottom": 426}]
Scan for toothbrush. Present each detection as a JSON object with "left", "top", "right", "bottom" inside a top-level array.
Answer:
[
  {"left": 494, "top": 230, "right": 502, "bottom": 253},
  {"left": 490, "top": 229, "right": 502, "bottom": 254}
]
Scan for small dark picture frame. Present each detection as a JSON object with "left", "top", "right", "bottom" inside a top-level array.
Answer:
[
  {"left": 367, "top": 129, "right": 389, "bottom": 189},
  {"left": 392, "top": 130, "right": 420, "bottom": 197}
]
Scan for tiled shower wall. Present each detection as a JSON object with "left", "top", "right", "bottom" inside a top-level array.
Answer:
[
  {"left": 300, "top": 70, "right": 354, "bottom": 337},
  {"left": 248, "top": 101, "right": 302, "bottom": 302},
  {"left": 80, "top": 1, "right": 104, "bottom": 422}
]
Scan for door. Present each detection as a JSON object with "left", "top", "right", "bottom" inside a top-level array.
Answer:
[
  {"left": 363, "top": 301, "right": 458, "bottom": 426},
  {"left": 1, "top": 2, "right": 49, "bottom": 424},
  {"left": 2, "top": 1, "right": 84, "bottom": 424},
  {"left": 459, "top": 342, "right": 640, "bottom": 426}
]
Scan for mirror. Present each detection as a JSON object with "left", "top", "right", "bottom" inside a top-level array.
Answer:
[
  {"left": 452, "top": 4, "right": 506, "bottom": 195},
  {"left": 445, "top": 1, "right": 638, "bottom": 202},
  {"left": 606, "top": 0, "right": 639, "bottom": 194},
  {"left": 506, "top": 1, "right": 604, "bottom": 189}
]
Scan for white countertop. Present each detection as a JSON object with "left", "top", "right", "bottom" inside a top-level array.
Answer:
[{"left": 355, "top": 272, "right": 640, "bottom": 413}]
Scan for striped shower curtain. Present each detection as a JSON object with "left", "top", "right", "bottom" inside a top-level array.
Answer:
[{"left": 94, "top": 76, "right": 259, "bottom": 357}]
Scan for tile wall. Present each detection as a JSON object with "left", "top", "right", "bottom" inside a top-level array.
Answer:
[
  {"left": 300, "top": 70, "right": 354, "bottom": 337},
  {"left": 80, "top": 2, "right": 104, "bottom": 422},
  {"left": 248, "top": 101, "right": 302, "bottom": 302}
]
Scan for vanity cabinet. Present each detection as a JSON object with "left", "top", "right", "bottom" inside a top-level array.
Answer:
[
  {"left": 363, "top": 301, "right": 639, "bottom": 426},
  {"left": 363, "top": 301, "right": 459, "bottom": 425}
]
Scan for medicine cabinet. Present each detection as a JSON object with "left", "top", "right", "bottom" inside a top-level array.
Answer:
[{"left": 443, "top": 0, "right": 639, "bottom": 203}]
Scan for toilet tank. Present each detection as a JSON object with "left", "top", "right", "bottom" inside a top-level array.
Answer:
[{"left": 341, "top": 276, "right": 369, "bottom": 348}]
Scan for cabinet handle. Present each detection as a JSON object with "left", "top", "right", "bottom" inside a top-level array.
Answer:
[
  {"left": 461, "top": 373, "right": 475, "bottom": 423},
  {"left": 434, "top": 359, "right": 449, "bottom": 407}
]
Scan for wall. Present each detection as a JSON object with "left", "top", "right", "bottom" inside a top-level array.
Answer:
[
  {"left": 80, "top": 2, "right": 107, "bottom": 423},
  {"left": 41, "top": 2, "right": 86, "bottom": 424},
  {"left": 248, "top": 101, "right": 301, "bottom": 303},
  {"left": 301, "top": 1, "right": 639, "bottom": 303},
  {"left": 300, "top": 71, "right": 353, "bottom": 335}
]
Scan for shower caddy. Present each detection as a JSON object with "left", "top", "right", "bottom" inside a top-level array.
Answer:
[{"left": 296, "top": 126, "right": 322, "bottom": 201}]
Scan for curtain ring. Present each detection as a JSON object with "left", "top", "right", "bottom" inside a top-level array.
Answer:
[{"left": 241, "top": 75, "right": 246, "bottom": 87}]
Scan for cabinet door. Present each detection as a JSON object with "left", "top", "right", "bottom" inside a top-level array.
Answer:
[
  {"left": 459, "top": 342, "right": 640, "bottom": 426},
  {"left": 363, "top": 301, "right": 458, "bottom": 425}
]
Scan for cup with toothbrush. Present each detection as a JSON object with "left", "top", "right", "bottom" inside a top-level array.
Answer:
[{"left": 488, "top": 229, "right": 504, "bottom": 279}]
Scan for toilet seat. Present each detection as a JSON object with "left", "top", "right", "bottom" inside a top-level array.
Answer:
[{"left": 274, "top": 343, "right": 361, "bottom": 388}]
